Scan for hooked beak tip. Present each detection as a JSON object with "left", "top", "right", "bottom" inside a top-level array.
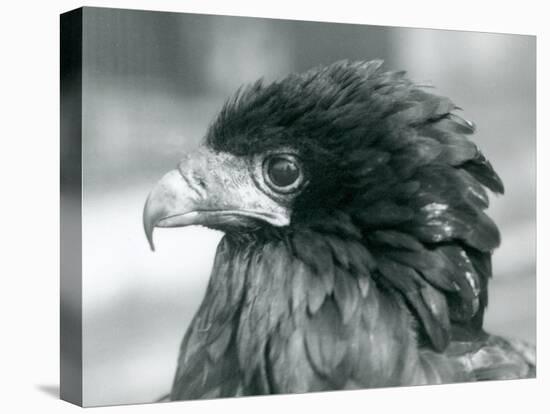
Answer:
[
  {"left": 143, "top": 195, "right": 158, "bottom": 252},
  {"left": 143, "top": 215, "right": 156, "bottom": 252},
  {"left": 147, "top": 232, "right": 156, "bottom": 252}
]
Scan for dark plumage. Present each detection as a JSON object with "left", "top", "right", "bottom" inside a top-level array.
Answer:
[{"left": 143, "top": 60, "right": 535, "bottom": 401}]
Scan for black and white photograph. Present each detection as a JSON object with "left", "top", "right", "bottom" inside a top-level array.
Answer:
[
  {"left": 2, "top": 1, "right": 547, "bottom": 413},
  {"left": 59, "top": 6, "right": 537, "bottom": 407}
]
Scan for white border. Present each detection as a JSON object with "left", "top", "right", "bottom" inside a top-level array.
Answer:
[{"left": 0, "top": 1, "right": 546, "bottom": 413}]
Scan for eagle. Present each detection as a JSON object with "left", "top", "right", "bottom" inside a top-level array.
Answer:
[{"left": 143, "top": 60, "right": 535, "bottom": 400}]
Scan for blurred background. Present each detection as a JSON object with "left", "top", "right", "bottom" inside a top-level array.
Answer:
[{"left": 80, "top": 7, "right": 536, "bottom": 407}]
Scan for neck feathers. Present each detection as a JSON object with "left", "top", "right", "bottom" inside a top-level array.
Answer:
[{"left": 199, "top": 232, "right": 424, "bottom": 393}]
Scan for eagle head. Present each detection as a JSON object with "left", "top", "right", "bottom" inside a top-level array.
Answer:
[{"left": 143, "top": 60, "right": 503, "bottom": 361}]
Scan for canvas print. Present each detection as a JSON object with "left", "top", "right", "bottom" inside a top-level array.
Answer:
[{"left": 60, "top": 7, "right": 536, "bottom": 407}]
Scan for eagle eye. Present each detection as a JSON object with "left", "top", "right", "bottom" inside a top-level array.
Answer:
[{"left": 263, "top": 154, "right": 304, "bottom": 193}]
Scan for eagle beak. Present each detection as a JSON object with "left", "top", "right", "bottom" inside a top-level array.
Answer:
[
  {"left": 143, "top": 147, "right": 290, "bottom": 251},
  {"left": 143, "top": 170, "right": 198, "bottom": 251}
]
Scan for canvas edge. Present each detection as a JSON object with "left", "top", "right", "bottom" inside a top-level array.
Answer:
[{"left": 60, "top": 7, "right": 83, "bottom": 407}]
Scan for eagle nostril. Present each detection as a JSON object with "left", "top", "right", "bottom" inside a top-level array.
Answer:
[{"left": 195, "top": 175, "right": 207, "bottom": 189}]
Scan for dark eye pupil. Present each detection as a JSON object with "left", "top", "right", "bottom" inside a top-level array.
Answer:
[{"left": 268, "top": 158, "right": 300, "bottom": 187}]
